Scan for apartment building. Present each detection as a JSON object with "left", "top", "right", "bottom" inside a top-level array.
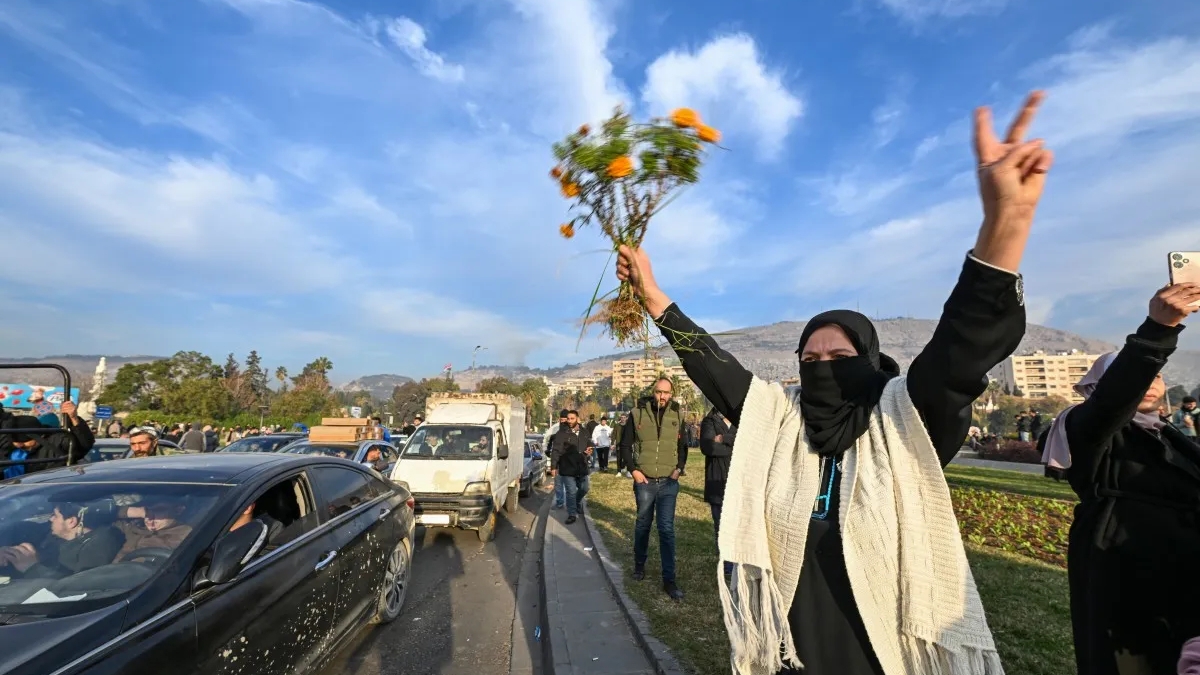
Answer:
[
  {"left": 998, "top": 350, "right": 1100, "bottom": 403},
  {"left": 611, "top": 356, "right": 693, "bottom": 394}
]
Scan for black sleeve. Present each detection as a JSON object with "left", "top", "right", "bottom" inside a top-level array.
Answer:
[
  {"left": 699, "top": 416, "right": 718, "bottom": 457},
  {"left": 906, "top": 255, "right": 1027, "bottom": 467},
  {"left": 619, "top": 414, "right": 637, "bottom": 472},
  {"left": 654, "top": 305, "right": 754, "bottom": 426},
  {"left": 677, "top": 427, "right": 687, "bottom": 471},
  {"left": 1066, "top": 318, "right": 1181, "bottom": 471},
  {"left": 548, "top": 431, "right": 561, "bottom": 470}
]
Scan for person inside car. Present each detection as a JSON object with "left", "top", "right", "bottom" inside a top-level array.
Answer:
[
  {"left": 0, "top": 500, "right": 125, "bottom": 578},
  {"left": 114, "top": 500, "right": 192, "bottom": 562},
  {"left": 472, "top": 433, "right": 492, "bottom": 456},
  {"left": 127, "top": 427, "right": 160, "bottom": 458},
  {"left": 3, "top": 401, "right": 94, "bottom": 477},
  {"left": 363, "top": 446, "right": 389, "bottom": 473}
]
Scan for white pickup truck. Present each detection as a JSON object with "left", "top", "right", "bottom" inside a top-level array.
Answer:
[{"left": 391, "top": 393, "right": 526, "bottom": 541}]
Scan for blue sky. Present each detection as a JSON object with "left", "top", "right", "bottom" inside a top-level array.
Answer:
[{"left": 2, "top": 0, "right": 1199, "bottom": 382}]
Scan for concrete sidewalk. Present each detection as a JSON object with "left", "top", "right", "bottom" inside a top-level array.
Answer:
[{"left": 543, "top": 508, "right": 654, "bottom": 675}]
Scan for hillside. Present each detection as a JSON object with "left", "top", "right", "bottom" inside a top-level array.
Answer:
[
  {"left": 430, "top": 319, "right": 1200, "bottom": 390},
  {"left": 0, "top": 355, "right": 164, "bottom": 399},
  {"left": 338, "top": 374, "right": 415, "bottom": 400}
]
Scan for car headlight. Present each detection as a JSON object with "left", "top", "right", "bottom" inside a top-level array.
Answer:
[{"left": 463, "top": 481, "right": 491, "bottom": 496}]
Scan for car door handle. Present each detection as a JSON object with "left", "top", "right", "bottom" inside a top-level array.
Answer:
[
  {"left": 378, "top": 507, "right": 391, "bottom": 521},
  {"left": 314, "top": 550, "right": 338, "bottom": 571}
]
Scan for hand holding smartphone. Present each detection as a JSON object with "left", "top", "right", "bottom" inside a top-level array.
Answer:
[{"left": 1169, "top": 252, "right": 1200, "bottom": 307}]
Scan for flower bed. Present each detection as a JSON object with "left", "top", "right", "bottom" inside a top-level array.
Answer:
[{"left": 952, "top": 487, "right": 1073, "bottom": 567}]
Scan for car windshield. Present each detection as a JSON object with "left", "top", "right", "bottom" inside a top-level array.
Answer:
[
  {"left": 0, "top": 481, "right": 225, "bottom": 617},
  {"left": 221, "top": 435, "right": 300, "bottom": 453},
  {"left": 402, "top": 426, "right": 495, "bottom": 459},
  {"left": 285, "top": 443, "right": 358, "bottom": 459}
]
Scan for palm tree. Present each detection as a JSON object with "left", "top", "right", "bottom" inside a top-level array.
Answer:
[{"left": 275, "top": 366, "right": 288, "bottom": 392}]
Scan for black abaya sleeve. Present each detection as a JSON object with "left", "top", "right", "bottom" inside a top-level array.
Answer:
[
  {"left": 1065, "top": 318, "right": 1182, "bottom": 469},
  {"left": 654, "top": 305, "right": 754, "bottom": 426},
  {"left": 907, "top": 254, "right": 1027, "bottom": 466}
]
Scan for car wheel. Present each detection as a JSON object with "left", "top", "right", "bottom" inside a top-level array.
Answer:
[
  {"left": 372, "top": 539, "right": 412, "bottom": 624},
  {"left": 477, "top": 510, "right": 496, "bottom": 542},
  {"left": 505, "top": 484, "right": 519, "bottom": 514}
]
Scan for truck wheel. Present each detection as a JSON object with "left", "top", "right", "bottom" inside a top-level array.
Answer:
[
  {"left": 505, "top": 484, "right": 519, "bottom": 513},
  {"left": 477, "top": 511, "right": 496, "bottom": 542}
]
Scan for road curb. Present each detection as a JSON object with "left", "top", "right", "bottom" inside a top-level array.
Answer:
[
  {"left": 581, "top": 507, "right": 688, "bottom": 675},
  {"left": 512, "top": 490, "right": 554, "bottom": 675}
]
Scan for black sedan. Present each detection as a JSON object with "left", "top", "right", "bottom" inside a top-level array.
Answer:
[{"left": 0, "top": 453, "right": 416, "bottom": 675}]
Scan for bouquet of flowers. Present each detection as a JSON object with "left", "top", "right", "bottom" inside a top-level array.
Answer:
[{"left": 552, "top": 106, "right": 720, "bottom": 346}]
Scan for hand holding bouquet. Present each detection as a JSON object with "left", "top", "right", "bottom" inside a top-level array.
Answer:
[{"left": 552, "top": 106, "right": 720, "bottom": 346}]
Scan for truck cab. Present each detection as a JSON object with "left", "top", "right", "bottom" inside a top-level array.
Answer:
[{"left": 390, "top": 393, "right": 526, "bottom": 541}]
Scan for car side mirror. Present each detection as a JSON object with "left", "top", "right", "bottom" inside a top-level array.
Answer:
[
  {"left": 206, "top": 521, "right": 269, "bottom": 585},
  {"left": 497, "top": 444, "right": 509, "bottom": 460}
]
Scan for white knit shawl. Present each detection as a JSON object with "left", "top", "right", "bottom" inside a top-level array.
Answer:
[{"left": 717, "top": 376, "right": 1002, "bottom": 675}]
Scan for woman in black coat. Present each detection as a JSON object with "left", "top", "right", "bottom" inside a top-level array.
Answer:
[{"left": 1043, "top": 282, "right": 1200, "bottom": 675}]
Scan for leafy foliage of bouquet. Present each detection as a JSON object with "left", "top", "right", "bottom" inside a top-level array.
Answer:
[{"left": 552, "top": 107, "right": 720, "bottom": 346}]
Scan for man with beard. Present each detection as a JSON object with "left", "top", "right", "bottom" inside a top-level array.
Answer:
[{"left": 3, "top": 401, "right": 94, "bottom": 478}]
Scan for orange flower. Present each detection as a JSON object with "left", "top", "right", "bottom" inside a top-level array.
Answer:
[
  {"left": 697, "top": 124, "right": 721, "bottom": 143},
  {"left": 560, "top": 223, "right": 575, "bottom": 239},
  {"left": 606, "top": 156, "right": 634, "bottom": 178},
  {"left": 550, "top": 166, "right": 563, "bottom": 179},
  {"left": 670, "top": 107, "right": 701, "bottom": 128},
  {"left": 561, "top": 182, "right": 580, "bottom": 198},
  {"left": 578, "top": 124, "right": 591, "bottom": 136}
]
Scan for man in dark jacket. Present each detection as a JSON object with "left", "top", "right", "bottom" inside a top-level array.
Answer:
[
  {"left": 3, "top": 401, "right": 94, "bottom": 478},
  {"left": 618, "top": 378, "right": 688, "bottom": 600},
  {"left": 700, "top": 407, "right": 735, "bottom": 576},
  {"left": 583, "top": 414, "right": 599, "bottom": 471},
  {"left": 550, "top": 410, "right": 592, "bottom": 524},
  {"left": 179, "top": 423, "right": 206, "bottom": 452}
]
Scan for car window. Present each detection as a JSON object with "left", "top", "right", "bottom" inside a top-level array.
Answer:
[
  {"left": 309, "top": 467, "right": 373, "bottom": 519},
  {"left": 0, "top": 482, "right": 225, "bottom": 618},
  {"left": 232, "top": 474, "right": 318, "bottom": 556},
  {"left": 364, "top": 474, "right": 393, "bottom": 498},
  {"left": 377, "top": 443, "right": 398, "bottom": 462}
]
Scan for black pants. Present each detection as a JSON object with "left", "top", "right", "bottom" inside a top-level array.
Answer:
[{"left": 596, "top": 446, "right": 610, "bottom": 470}]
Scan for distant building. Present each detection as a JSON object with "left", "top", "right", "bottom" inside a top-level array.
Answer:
[
  {"left": 611, "top": 357, "right": 695, "bottom": 396},
  {"left": 998, "top": 350, "right": 1100, "bottom": 403}
]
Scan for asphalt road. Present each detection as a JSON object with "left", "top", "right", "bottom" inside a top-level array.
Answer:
[{"left": 319, "top": 484, "right": 551, "bottom": 675}]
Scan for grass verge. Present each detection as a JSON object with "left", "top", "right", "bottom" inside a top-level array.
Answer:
[
  {"left": 585, "top": 464, "right": 1075, "bottom": 675},
  {"left": 945, "top": 464, "right": 1078, "bottom": 501}
]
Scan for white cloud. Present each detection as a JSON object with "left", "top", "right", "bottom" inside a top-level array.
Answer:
[
  {"left": 808, "top": 168, "right": 912, "bottom": 216},
  {"left": 1029, "top": 33, "right": 1200, "bottom": 151},
  {"left": 642, "top": 33, "right": 803, "bottom": 159},
  {"left": 875, "top": 0, "right": 1009, "bottom": 22},
  {"left": 379, "top": 17, "right": 465, "bottom": 83}
]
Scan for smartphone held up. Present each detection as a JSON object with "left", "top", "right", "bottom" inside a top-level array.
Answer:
[{"left": 1169, "top": 252, "right": 1200, "bottom": 307}]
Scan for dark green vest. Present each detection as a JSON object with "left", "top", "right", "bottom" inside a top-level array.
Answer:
[{"left": 633, "top": 402, "right": 682, "bottom": 478}]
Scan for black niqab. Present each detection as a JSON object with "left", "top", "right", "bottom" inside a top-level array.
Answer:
[{"left": 795, "top": 310, "right": 900, "bottom": 456}]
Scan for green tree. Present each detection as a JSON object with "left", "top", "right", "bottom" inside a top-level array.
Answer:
[
  {"left": 244, "top": 350, "right": 269, "bottom": 404},
  {"left": 423, "top": 378, "right": 461, "bottom": 394},
  {"left": 275, "top": 366, "right": 289, "bottom": 392},
  {"left": 391, "top": 382, "right": 430, "bottom": 423},
  {"left": 161, "top": 377, "right": 236, "bottom": 419},
  {"left": 98, "top": 362, "right": 155, "bottom": 409},
  {"left": 222, "top": 353, "right": 240, "bottom": 379},
  {"left": 478, "top": 376, "right": 517, "bottom": 395},
  {"left": 292, "top": 357, "right": 334, "bottom": 390},
  {"left": 519, "top": 378, "right": 550, "bottom": 424}
]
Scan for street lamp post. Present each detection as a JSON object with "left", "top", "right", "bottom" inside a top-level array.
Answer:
[
  {"left": 259, "top": 405, "right": 269, "bottom": 430},
  {"left": 472, "top": 345, "right": 488, "bottom": 371}
]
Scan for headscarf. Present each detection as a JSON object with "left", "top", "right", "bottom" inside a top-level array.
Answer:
[
  {"left": 795, "top": 310, "right": 901, "bottom": 456},
  {"left": 1041, "top": 352, "right": 1166, "bottom": 470}
]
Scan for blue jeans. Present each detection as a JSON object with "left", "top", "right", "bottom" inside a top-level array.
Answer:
[
  {"left": 554, "top": 474, "right": 565, "bottom": 508},
  {"left": 561, "top": 474, "right": 589, "bottom": 517},
  {"left": 633, "top": 478, "right": 679, "bottom": 584}
]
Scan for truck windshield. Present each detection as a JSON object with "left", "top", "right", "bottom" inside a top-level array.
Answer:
[{"left": 402, "top": 425, "right": 495, "bottom": 459}]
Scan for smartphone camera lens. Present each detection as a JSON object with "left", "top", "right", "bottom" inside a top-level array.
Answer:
[
  {"left": 1173, "top": 253, "right": 1184, "bottom": 261},
  {"left": 1175, "top": 262, "right": 1185, "bottom": 269}
]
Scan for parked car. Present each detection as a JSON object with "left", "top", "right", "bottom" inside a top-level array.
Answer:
[
  {"left": 0, "top": 453, "right": 416, "bottom": 675},
  {"left": 80, "top": 438, "right": 186, "bottom": 463},
  {"left": 218, "top": 433, "right": 307, "bottom": 454},
  {"left": 285, "top": 439, "right": 399, "bottom": 476},
  {"left": 519, "top": 440, "right": 547, "bottom": 497}
]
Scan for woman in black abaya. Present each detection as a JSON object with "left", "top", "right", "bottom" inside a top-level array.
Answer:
[
  {"left": 1041, "top": 283, "right": 1200, "bottom": 675},
  {"left": 613, "top": 92, "right": 1053, "bottom": 675}
]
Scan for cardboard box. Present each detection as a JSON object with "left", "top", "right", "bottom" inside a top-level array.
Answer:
[
  {"left": 308, "top": 426, "right": 361, "bottom": 442},
  {"left": 321, "top": 418, "right": 370, "bottom": 427}
]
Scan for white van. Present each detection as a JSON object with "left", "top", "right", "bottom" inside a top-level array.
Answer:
[{"left": 391, "top": 393, "right": 526, "bottom": 542}]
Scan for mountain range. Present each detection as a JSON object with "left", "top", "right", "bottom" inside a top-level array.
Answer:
[{"left": 8, "top": 318, "right": 1200, "bottom": 400}]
